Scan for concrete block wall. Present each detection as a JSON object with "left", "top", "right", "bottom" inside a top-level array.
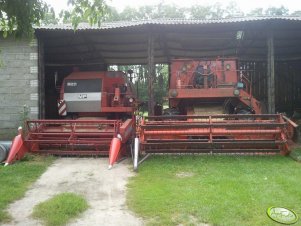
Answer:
[{"left": 0, "top": 37, "right": 39, "bottom": 139}]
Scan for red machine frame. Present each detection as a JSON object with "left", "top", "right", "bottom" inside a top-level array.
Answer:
[
  {"left": 132, "top": 58, "right": 298, "bottom": 171},
  {"left": 5, "top": 70, "right": 137, "bottom": 168}
]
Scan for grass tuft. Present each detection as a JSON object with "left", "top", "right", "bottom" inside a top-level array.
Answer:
[
  {"left": 0, "top": 154, "right": 54, "bottom": 223},
  {"left": 32, "top": 192, "right": 88, "bottom": 226},
  {"left": 127, "top": 155, "right": 301, "bottom": 226},
  {"left": 290, "top": 147, "right": 301, "bottom": 162}
]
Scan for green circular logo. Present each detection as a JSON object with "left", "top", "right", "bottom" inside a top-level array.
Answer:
[{"left": 267, "top": 207, "right": 298, "bottom": 224}]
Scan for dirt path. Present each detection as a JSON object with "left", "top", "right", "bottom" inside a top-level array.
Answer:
[{"left": 3, "top": 158, "right": 143, "bottom": 226}]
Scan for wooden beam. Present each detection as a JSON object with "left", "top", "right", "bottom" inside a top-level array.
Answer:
[
  {"left": 46, "top": 46, "right": 242, "bottom": 56},
  {"left": 147, "top": 32, "right": 155, "bottom": 116},
  {"left": 38, "top": 39, "right": 45, "bottom": 119},
  {"left": 45, "top": 62, "right": 108, "bottom": 67},
  {"left": 45, "top": 40, "right": 148, "bottom": 49},
  {"left": 267, "top": 31, "right": 275, "bottom": 113}
]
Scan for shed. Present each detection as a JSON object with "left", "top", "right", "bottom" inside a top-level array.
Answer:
[{"left": 0, "top": 17, "right": 301, "bottom": 138}]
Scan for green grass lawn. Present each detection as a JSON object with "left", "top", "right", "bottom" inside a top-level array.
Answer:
[
  {"left": 127, "top": 155, "right": 301, "bottom": 226},
  {"left": 0, "top": 155, "right": 54, "bottom": 223},
  {"left": 290, "top": 147, "right": 301, "bottom": 162},
  {"left": 32, "top": 192, "right": 88, "bottom": 226}
]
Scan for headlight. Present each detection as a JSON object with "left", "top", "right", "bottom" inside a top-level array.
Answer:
[
  {"left": 233, "top": 89, "right": 240, "bottom": 96},
  {"left": 169, "top": 89, "right": 178, "bottom": 97},
  {"left": 129, "top": 97, "right": 134, "bottom": 103}
]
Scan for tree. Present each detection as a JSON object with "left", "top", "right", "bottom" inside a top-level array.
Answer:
[
  {"left": 61, "top": 0, "right": 109, "bottom": 28},
  {"left": 114, "top": 6, "right": 140, "bottom": 21},
  {"left": 224, "top": 1, "right": 244, "bottom": 18},
  {"left": 189, "top": 2, "right": 244, "bottom": 19},
  {"left": 291, "top": 11, "right": 301, "bottom": 16},
  {"left": 205, "top": 3, "right": 227, "bottom": 19},
  {"left": 0, "top": 0, "right": 47, "bottom": 37},
  {"left": 0, "top": 1, "right": 296, "bottom": 38},
  {"left": 0, "top": 0, "right": 109, "bottom": 37},
  {"left": 265, "top": 6, "right": 289, "bottom": 16},
  {"left": 108, "top": 3, "right": 187, "bottom": 21},
  {"left": 247, "top": 8, "right": 264, "bottom": 16},
  {"left": 247, "top": 6, "right": 290, "bottom": 16},
  {"left": 189, "top": 5, "right": 214, "bottom": 19},
  {"left": 42, "top": 5, "right": 59, "bottom": 25}
]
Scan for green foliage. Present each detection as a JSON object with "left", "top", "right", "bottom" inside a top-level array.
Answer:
[
  {"left": 1, "top": 1, "right": 298, "bottom": 38},
  {"left": 106, "top": 2, "right": 242, "bottom": 21},
  {"left": 127, "top": 155, "right": 301, "bottom": 226},
  {"left": 0, "top": 155, "right": 54, "bottom": 223},
  {"left": 42, "top": 6, "right": 59, "bottom": 25},
  {"left": 224, "top": 1, "right": 245, "bottom": 18},
  {"left": 190, "top": 5, "right": 215, "bottom": 19},
  {"left": 109, "top": 64, "right": 169, "bottom": 107},
  {"left": 247, "top": 8, "right": 265, "bottom": 17},
  {"left": 105, "top": 2, "right": 295, "bottom": 22},
  {"left": 290, "top": 147, "right": 301, "bottom": 162},
  {"left": 190, "top": 2, "right": 243, "bottom": 19},
  {"left": 32, "top": 192, "right": 88, "bottom": 226},
  {"left": 248, "top": 6, "right": 289, "bottom": 16},
  {"left": 0, "top": 0, "right": 109, "bottom": 37},
  {"left": 265, "top": 6, "right": 289, "bottom": 16},
  {"left": 18, "top": 105, "right": 30, "bottom": 132},
  {"left": 105, "top": 3, "right": 187, "bottom": 21},
  {"left": 0, "top": 0, "right": 47, "bottom": 37},
  {"left": 61, "top": 0, "right": 110, "bottom": 28},
  {"left": 291, "top": 11, "right": 301, "bottom": 16},
  {"left": 154, "top": 64, "right": 169, "bottom": 105}
]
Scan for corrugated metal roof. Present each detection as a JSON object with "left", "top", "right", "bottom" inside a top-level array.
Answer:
[
  {"left": 37, "top": 17, "right": 301, "bottom": 30},
  {"left": 38, "top": 16, "right": 301, "bottom": 65}
]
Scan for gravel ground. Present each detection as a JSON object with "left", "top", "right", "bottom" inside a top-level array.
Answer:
[{"left": 3, "top": 158, "right": 143, "bottom": 226}]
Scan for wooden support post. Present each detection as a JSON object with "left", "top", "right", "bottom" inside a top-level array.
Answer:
[
  {"left": 38, "top": 38, "right": 45, "bottom": 119},
  {"left": 267, "top": 31, "right": 275, "bottom": 114},
  {"left": 147, "top": 33, "right": 155, "bottom": 116}
]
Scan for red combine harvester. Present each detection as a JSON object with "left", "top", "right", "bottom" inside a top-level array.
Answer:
[
  {"left": 134, "top": 58, "right": 297, "bottom": 170},
  {"left": 5, "top": 70, "right": 137, "bottom": 169}
]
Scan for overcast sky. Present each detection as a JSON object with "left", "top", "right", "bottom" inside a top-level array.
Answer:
[{"left": 46, "top": 0, "right": 301, "bottom": 14}]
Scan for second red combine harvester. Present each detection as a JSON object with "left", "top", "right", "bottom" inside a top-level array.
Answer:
[
  {"left": 134, "top": 58, "right": 297, "bottom": 170},
  {"left": 6, "top": 70, "right": 137, "bottom": 169}
]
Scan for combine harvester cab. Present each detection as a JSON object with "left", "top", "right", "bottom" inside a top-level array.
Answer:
[
  {"left": 5, "top": 70, "right": 137, "bottom": 169},
  {"left": 134, "top": 58, "right": 298, "bottom": 170}
]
